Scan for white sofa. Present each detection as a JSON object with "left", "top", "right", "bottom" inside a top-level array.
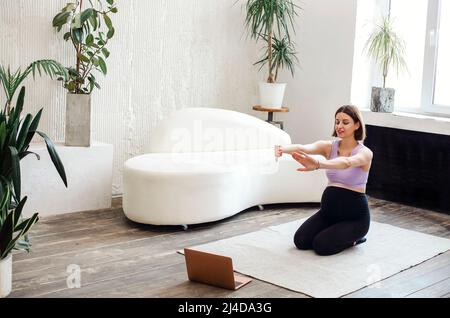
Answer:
[{"left": 123, "top": 107, "right": 327, "bottom": 226}]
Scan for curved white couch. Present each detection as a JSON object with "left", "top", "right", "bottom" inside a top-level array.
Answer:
[{"left": 123, "top": 107, "right": 327, "bottom": 226}]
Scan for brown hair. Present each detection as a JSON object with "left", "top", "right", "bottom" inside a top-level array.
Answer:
[{"left": 332, "top": 105, "right": 366, "bottom": 141}]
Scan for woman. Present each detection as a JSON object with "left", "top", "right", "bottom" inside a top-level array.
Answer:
[{"left": 275, "top": 105, "right": 373, "bottom": 256}]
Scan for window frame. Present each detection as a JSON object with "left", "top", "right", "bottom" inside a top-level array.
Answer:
[{"left": 421, "top": 0, "right": 450, "bottom": 115}]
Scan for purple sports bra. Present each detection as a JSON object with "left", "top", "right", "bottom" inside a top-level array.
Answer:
[{"left": 325, "top": 140, "right": 369, "bottom": 189}]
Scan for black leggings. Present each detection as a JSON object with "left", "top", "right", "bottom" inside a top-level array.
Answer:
[{"left": 294, "top": 186, "right": 370, "bottom": 256}]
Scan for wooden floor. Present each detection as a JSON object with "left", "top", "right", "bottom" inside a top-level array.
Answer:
[{"left": 9, "top": 197, "right": 450, "bottom": 298}]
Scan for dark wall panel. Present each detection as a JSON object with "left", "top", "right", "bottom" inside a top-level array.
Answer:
[{"left": 365, "top": 125, "right": 450, "bottom": 214}]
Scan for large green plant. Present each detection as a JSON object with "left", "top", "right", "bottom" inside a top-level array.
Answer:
[
  {"left": 52, "top": 0, "right": 118, "bottom": 94},
  {"left": 0, "top": 60, "right": 68, "bottom": 115},
  {"left": 365, "top": 15, "right": 407, "bottom": 88},
  {"left": 244, "top": 0, "right": 300, "bottom": 83},
  {"left": 0, "top": 87, "right": 67, "bottom": 259}
]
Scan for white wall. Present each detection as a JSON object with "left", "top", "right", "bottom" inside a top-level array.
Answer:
[
  {"left": 0, "top": 0, "right": 358, "bottom": 195},
  {"left": 278, "top": 0, "right": 358, "bottom": 144}
]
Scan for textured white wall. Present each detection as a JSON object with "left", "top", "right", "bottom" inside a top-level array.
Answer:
[
  {"left": 0, "top": 0, "right": 358, "bottom": 195},
  {"left": 0, "top": 0, "right": 259, "bottom": 194}
]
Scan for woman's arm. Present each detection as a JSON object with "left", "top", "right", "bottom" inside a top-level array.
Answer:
[
  {"left": 319, "top": 148, "right": 373, "bottom": 169},
  {"left": 276, "top": 140, "right": 331, "bottom": 158},
  {"left": 292, "top": 148, "right": 373, "bottom": 171}
]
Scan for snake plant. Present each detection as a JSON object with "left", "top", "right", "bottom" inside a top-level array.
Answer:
[{"left": 0, "top": 87, "right": 67, "bottom": 259}]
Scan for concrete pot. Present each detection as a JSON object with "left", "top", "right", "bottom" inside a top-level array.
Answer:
[
  {"left": 258, "top": 82, "right": 286, "bottom": 109},
  {"left": 65, "top": 93, "right": 91, "bottom": 147},
  {"left": 0, "top": 254, "right": 12, "bottom": 298},
  {"left": 371, "top": 87, "right": 395, "bottom": 113}
]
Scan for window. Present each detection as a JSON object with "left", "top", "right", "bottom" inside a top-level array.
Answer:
[
  {"left": 432, "top": 0, "right": 450, "bottom": 107},
  {"left": 386, "top": 0, "right": 427, "bottom": 110},
  {"left": 351, "top": 0, "right": 450, "bottom": 116}
]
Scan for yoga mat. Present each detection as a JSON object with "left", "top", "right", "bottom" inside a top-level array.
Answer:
[{"left": 183, "top": 219, "right": 450, "bottom": 298}]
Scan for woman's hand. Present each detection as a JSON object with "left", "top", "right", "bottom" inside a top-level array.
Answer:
[
  {"left": 292, "top": 151, "right": 320, "bottom": 172},
  {"left": 274, "top": 145, "right": 283, "bottom": 161}
]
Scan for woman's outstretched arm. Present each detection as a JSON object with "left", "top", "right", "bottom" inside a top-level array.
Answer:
[
  {"left": 275, "top": 140, "right": 331, "bottom": 159},
  {"left": 292, "top": 148, "right": 373, "bottom": 171},
  {"left": 318, "top": 148, "right": 372, "bottom": 169}
]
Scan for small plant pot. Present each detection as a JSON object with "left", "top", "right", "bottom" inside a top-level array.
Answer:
[
  {"left": 371, "top": 87, "right": 395, "bottom": 113},
  {"left": 258, "top": 82, "right": 286, "bottom": 109},
  {"left": 0, "top": 254, "right": 12, "bottom": 298},
  {"left": 65, "top": 93, "right": 91, "bottom": 147}
]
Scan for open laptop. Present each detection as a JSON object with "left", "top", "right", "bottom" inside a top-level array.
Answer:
[{"left": 184, "top": 248, "right": 252, "bottom": 290}]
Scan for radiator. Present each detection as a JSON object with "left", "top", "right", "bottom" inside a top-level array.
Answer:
[{"left": 365, "top": 125, "right": 450, "bottom": 214}]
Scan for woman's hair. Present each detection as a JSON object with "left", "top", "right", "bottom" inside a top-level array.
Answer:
[{"left": 332, "top": 105, "right": 366, "bottom": 141}]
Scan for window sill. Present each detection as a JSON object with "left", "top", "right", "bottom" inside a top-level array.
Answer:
[{"left": 360, "top": 109, "right": 450, "bottom": 136}]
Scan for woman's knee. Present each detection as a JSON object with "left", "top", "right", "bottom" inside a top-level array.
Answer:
[
  {"left": 293, "top": 229, "right": 312, "bottom": 250},
  {"left": 312, "top": 236, "right": 341, "bottom": 256}
]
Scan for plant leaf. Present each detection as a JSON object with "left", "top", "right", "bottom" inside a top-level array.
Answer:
[
  {"left": 86, "top": 34, "right": 94, "bottom": 46},
  {"left": 0, "top": 208, "right": 14, "bottom": 258},
  {"left": 17, "top": 114, "right": 32, "bottom": 152},
  {"left": 0, "top": 121, "right": 6, "bottom": 150},
  {"left": 0, "top": 183, "right": 10, "bottom": 211},
  {"left": 98, "top": 56, "right": 107, "bottom": 75},
  {"left": 52, "top": 11, "right": 71, "bottom": 28},
  {"left": 12, "top": 196, "right": 27, "bottom": 231},
  {"left": 36, "top": 131, "right": 67, "bottom": 187},
  {"left": 19, "top": 151, "right": 40, "bottom": 161},
  {"left": 107, "top": 27, "right": 115, "bottom": 39},
  {"left": 22, "top": 108, "right": 42, "bottom": 148},
  {"left": 80, "top": 8, "right": 94, "bottom": 24},
  {"left": 103, "top": 14, "right": 113, "bottom": 30},
  {"left": 101, "top": 48, "right": 110, "bottom": 59},
  {"left": 4, "top": 212, "right": 38, "bottom": 257},
  {"left": 8, "top": 146, "right": 20, "bottom": 201}
]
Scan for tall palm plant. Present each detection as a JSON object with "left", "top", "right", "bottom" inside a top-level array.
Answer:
[
  {"left": 0, "top": 60, "right": 68, "bottom": 115},
  {"left": 0, "top": 86, "right": 67, "bottom": 259},
  {"left": 364, "top": 15, "right": 407, "bottom": 88},
  {"left": 244, "top": 0, "right": 300, "bottom": 83},
  {"left": 255, "top": 35, "right": 298, "bottom": 82}
]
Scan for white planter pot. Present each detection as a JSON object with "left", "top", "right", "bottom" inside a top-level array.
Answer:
[
  {"left": 66, "top": 93, "right": 91, "bottom": 147},
  {"left": 258, "top": 82, "right": 286, "bottom": 109},
  {"left": 0, "top": 254, "right": 12, "bottom": 298}
]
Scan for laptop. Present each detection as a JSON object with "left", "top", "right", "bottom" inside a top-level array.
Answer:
[{"left": 184, "top": 248, "right": 252, "bottom": 290}]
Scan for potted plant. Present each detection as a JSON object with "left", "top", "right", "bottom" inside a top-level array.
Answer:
[
  {"left": 243, "top": 0, "right": 300, "bottom": 109},
  {"left": 52, "top": 0, "right": 118, "bottom": 146},
  {"left": 365, "top": 15, "right": 407, "bottom": 113},
  {"left": 0, "top": 87, "right": 67, "bottom": 298}
]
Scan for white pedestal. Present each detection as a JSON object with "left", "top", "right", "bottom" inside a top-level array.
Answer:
[{"left": 20, "top": 142, "right": 113, "bottom": 217}]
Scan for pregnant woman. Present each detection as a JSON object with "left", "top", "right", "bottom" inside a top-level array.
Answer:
[{"left": 275, "top": 105, "right": 373, "bottom": 256}]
